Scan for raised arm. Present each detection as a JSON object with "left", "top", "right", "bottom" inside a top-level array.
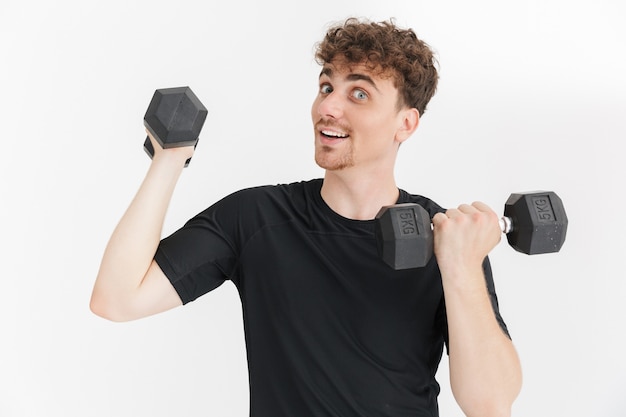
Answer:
[
  {"left": 433, "top": 202, "right": 523, "bottom": 417},
  {"left": 90, "top": 133, "right": 194, "bottom": 322}
]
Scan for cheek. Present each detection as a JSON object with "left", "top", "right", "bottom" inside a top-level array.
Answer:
[
  {"left": 358, "top": 118, "right": 399, "bottom": 148},
  {"left": 311, "top": 97, "right": 321, "bottom": 120},
  {"left": 356, "top": 114, "right": 386, "bottom": 137}
]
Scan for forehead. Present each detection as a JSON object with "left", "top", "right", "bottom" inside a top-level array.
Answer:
[{"left": 320, "top": 58, "right": 396, "bottom": 83}]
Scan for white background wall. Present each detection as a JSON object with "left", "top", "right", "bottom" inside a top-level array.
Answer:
[{"left": 1, "top": 0, "right": 624, "bottom": 416}]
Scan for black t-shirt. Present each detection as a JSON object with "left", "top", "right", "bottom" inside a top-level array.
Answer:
[{"left": 155, "top": 179, "right": 508, "bottom": 417}]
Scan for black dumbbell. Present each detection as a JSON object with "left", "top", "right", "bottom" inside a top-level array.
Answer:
[
  {"left": 375, "top": 191, "right": 568, "bottom": 270},
  {"left": 143, "top": 86, "right": 208, "bottom": 167}
]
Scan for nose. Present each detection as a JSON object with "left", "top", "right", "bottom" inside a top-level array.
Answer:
[{"left": 315, "top": 91, "right": 343, "bottom": 119}]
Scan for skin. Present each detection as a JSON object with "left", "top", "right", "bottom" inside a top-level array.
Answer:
[
  {"left": 312, "top": 60, "right": 419, "bottom": 220},
  {"left": 91, "top": 57, "right": 522, "bottom": 417},
  {"left": 90, "top": 134, "right": 187, "bottom": 321}
]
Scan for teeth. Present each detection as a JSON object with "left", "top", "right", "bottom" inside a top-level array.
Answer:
[{"left": 322, "top": 130, "right": 348, "bottom": 138}]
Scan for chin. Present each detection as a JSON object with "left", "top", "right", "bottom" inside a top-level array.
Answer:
[{"left": 315, "top": 155, "right": 354, "bottom": 171}]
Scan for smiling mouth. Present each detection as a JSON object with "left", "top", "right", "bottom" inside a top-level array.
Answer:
[{"left": 320, "top": 129, "right": 349, "bottom": 139}]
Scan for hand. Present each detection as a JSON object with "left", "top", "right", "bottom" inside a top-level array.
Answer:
[
  {"left": 432, "top": 201, "right": 501, "bottom": 276},
  {"left": 146, "top": 129, "right": 195, "bottom": 167}
]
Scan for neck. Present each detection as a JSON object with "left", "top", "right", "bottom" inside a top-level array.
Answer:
[{"left": 321, "top": 169, "right": 399, "bottom": 220}]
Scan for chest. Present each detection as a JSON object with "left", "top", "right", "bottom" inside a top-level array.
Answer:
[{"left": 236, "top": 221, "right": 444, "bottom": 356}]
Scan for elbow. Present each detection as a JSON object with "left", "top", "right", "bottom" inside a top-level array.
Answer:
[
  {"left": 456, "top": 384, "right": 521, "bottom": 417},
  {"left": 454, "top": 376, "right": 522, "bottom": 417},
  {"left": 89, "top": 291, "right": 132, "bottom": 323},
  {"left": 462, "top": 402, "right": 513, "bottom": 417}
]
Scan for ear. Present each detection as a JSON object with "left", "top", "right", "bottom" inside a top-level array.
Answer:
[{"left": 395, "top": 108, "right": 420, "bottom": 144}]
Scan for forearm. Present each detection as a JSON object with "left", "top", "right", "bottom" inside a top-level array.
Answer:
[
  {"left": 91, "top": 153, "right": 187, "bottom": 315},
  {"left": 443, "top": 265, "right": 522, "bottom": 417}
]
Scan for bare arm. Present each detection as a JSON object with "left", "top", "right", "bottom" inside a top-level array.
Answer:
[
  {"left": 433, "top": 202, "right": 522, "bottom": 417},
  {"left": 90, "top": 133, "right": 194, "bottom": 322}
]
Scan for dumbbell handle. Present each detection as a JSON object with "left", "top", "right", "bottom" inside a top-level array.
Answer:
[
  {"left": 429, "top": 216, "right": 513, "bottom": 232},
  {"left": 499, "top": 217, "right": 513, "bottom": 234}
]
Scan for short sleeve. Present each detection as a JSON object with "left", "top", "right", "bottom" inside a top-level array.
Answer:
[{"left": 154, "top": 198, "right": 241, "bottom": 304}]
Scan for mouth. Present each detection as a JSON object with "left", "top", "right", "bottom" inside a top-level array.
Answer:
[
  {"left": 320, "top": 129, "right": 349, "bottom": 139},
  {"left": 315, "top": 119, "right": 351, "bottom": 145},
  {"left": 317, "top": 121, "right": 351, "bottom": 145}
]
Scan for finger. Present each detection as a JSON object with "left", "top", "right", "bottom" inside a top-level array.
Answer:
[
  {"left": 432, "top": 211, "right": 448, "bottom": 226},
  {"left": 471, "top": 201, "right": 492, "bottom": 213},
  {"left": 457, "top": 203, "right": 478, "bottom": 214},
  {"left": 444, "top": 208, "right": 462, "bottom": 218}
]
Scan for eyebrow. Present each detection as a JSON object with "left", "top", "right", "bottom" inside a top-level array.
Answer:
[{"left": 319, "top": 67, "right": 380, "bottom": 92}]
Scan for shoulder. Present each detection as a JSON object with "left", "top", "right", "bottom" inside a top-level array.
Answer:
[
  {"left": 225, "top": 179, "right": 321, "bottom": 205},
  {"left": 398, "top": 189, "right": 446, "bottom": 218},
  {"left": 205, "top": 179, "right": 322, "bottom": 222}
]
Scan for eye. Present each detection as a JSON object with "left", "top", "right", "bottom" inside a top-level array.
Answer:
[
  {"left": 320, "top": 83, "right": 333, "bottom": 94},
  {"left": 351, "top": 89, "right": 368, "bottom": 101}
]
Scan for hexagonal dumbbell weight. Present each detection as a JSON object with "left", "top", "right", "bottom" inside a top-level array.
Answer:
[
  {"left": 375, "top": 191, "right": 568, "bottom": 270},
  {"left": 143, "top": 86, "right": 208, "bottom": 167},
  {"left": 375, "top": 203, "right": 434, "bottom": 270},
  {"left": 503, "top": 191, "right": 568, "bottom": 255}
]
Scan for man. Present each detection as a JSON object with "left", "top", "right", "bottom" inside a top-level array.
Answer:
[{"left": 91, "top": 18, "right": 522, "bottom": 417}]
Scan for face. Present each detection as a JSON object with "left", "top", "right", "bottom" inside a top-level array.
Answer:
[{"left": 311, "top": 60, "right": 418, "bottom": 172}]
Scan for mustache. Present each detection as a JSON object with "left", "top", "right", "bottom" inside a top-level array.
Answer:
[{"left": 314, "top": 118, "right": 352, "bottom": 134}]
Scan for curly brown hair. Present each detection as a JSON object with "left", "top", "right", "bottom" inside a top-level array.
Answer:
[{"left": 315, "top": 18, "right": 439, "bottom": 116}]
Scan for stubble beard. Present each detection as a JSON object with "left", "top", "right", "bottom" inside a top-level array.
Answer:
[{"left": 315, "top": 142, "right": 355, "bottom": 171}]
